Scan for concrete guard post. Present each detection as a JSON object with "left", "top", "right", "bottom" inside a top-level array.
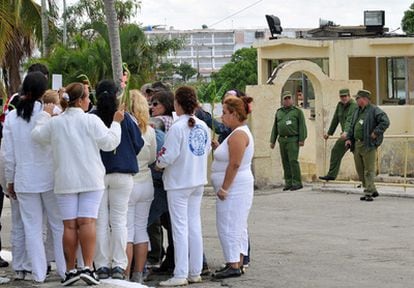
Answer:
[{"left": 246, "top": 60, "right": 362, "bottom": 188}]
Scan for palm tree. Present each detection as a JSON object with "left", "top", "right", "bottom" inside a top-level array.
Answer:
[
  {"left": 0, "top": 0, "right": 42, "bottom": 94},
  {"left": 41, "top": 0, "right": 49, "bottom": 56},
  {"left": 103, "top": 0, "right": 123, "bottom": 87}
]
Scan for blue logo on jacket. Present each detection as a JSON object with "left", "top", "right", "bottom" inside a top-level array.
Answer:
[{"left": 189, "top": 124, "right": 208, "bottom": 156}]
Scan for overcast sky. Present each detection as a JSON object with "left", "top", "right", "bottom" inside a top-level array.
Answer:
[
  {"left": 136, "top": 0, "right": 412, "bottom": 32},
  {"left": 61, "top": 0, "right": 412, "bottom": 32}
]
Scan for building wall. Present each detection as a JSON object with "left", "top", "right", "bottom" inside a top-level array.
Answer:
[{"left": 349, "top": 57, "right": 377, "bottom": 103}]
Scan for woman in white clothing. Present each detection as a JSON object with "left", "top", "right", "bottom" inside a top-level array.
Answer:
[
  {"left": 2, "top": 72, "right": 65, "bottom": 283},
  {"left": 211, "top": 95, "right": 254, "bottom": 279},
  {"left": 158, "top": 86, "right": 211, "bottom": 287},
  {"left": 126, "top": 90, "right": 157, "bottom": 283},
  {"left": 31, "top": 82, "right": 124, "bottom": 286}
]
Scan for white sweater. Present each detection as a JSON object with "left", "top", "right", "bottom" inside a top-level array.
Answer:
[
  {"left": 157, "top": 114, "right": 211, "bottom": 191},
  {"left": 3, "top": 102, "right": 54, "bottom": 193},
  {"left": 31, "top": 107, "right": 121, "bottom": 194},
  {"left": 133, "top": 126, "right": 156, "bottom": 183}
]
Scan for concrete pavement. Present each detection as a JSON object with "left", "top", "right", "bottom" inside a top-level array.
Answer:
[{"left": 0, "top": 185, "right": 413, "bottom": 287}]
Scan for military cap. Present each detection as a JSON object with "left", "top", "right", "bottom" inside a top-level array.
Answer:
[
  {"left": 339, "top": 88, "right": 350, "bottom": 96},
  {"left": 355, "top": 89, "right": 371, "bottom": 100},
  {"left": 282, "top": 91, "right": 292, "bottom": 99}
]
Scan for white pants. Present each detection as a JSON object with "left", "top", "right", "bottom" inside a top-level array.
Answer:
[
  {"left": 215, "top": 181, "right": 253, "bottom": 263},
  {"left": 167, "top": 186, "right": 203, "bottom": 279},
  {"left": 17, "top": 191, "right": 65, "bottom": 281},
  {"left": 95, "top": 173, "right": 133, "bottom": 270},
  {"left": 10, "top": 198, "right": 30, "bottom": 272},
  {"left": 127, "top": 179, "right": 154, "bottom": 244}
]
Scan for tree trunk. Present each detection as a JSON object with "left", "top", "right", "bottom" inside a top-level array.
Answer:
[
  {"left": 103, "top": 0, "right": 123, "bottom": 88},
  {"left": 41, "top": 0, "right": 49, "bottom": 57},
  {"left": 62, "top": 0, "right": 67, "bottom": 46}
]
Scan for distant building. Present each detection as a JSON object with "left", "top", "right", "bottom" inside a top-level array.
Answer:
[{"left": 145, "top": 28, "right": 308, "bottom": 78}]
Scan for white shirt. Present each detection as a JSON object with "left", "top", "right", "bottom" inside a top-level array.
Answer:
[
  {"left": 211, "top": 125, "right": 254, "bottom": 178},
  {"left": 133, "top": 125, "right": 157, "bottom": 183},
  {"left": 3, "top": 101, "right": 54, "bottom": 193},
  {"left": 157, "top": 114, "right": 211, "bottom": 191},
  {"left": 31, "top": 107, "right": 121, "bottom": 194}
]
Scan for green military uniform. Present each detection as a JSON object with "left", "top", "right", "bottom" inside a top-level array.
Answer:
[
  {"left": 347, "top": 90, "right": 390, "bottom": 200},
  {"left": 270, "top": 102, "right": 307, "bottom": 188},
  {"left": 325, "top": 98, "right": 357, "bottom": 178}
]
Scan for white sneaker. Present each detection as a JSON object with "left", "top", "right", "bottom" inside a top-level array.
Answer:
[
  {"left": 0, "top": 277, "right": 9, "bottom": 284},
  {"left": 159, "top": 277, "right": 188, "bottom": 286},
  {"left": 188, "top": 275, "right": 202, "bottom": 283}
]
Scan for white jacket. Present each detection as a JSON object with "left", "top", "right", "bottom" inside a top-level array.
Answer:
[
  {"left": 157, "top": 114, "right": 211, "bottom": 191},
  {"left": 3, "top": 102, "right": 54, "bottom": 193},
  {"left": 133, "top": 126, "right": 156, "bottom": 183},
  {"left": 31, "top": 107, "right": 121, "bottom": 194}
]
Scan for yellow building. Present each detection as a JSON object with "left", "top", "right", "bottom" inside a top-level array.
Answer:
[{"left": 247, "top": 35, "right": 414, "bottom": 187}]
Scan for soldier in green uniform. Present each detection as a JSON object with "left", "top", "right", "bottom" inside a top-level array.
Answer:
[
  {"left": 345, "top": 90, "right": 390, "bottom": 202},
  {"left": 270, "top": 91, "right": 307, "bottom": 191},
  {"left": 319, "top": 88, "right": 357, "bottom": 181}
]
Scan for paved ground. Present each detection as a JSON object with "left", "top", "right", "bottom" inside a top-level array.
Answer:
[{"left": 0, "top": 184, "right": 414, "bottom": 287}]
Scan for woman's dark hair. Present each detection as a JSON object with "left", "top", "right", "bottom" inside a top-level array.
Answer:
[
  {"left": 16, "top": 71, "right": 48, "bottom": 122},
  {"left": 175, "top": 86, "right": 198, "bottom": 127},
  {"left": 95, "top": 80, "right": 118, "bottom": 127},
  {"left": 27, "top": 63, "right": 49, "bottom": 79},
  {"left": 151, "top": 90, "right": 174, "bottom": 116}
]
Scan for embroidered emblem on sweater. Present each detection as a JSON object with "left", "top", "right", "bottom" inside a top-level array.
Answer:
[{"left": 189, "top": 124, "right": 207, "bottom": 156}]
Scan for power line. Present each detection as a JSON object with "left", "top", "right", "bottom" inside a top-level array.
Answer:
[{"left": 209, "top": 0, "right": 264, "bottom": 28}]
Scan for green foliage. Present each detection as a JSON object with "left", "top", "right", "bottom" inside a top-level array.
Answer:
[
  {"left": 176, "top": 63, "right": 197, "bottom": 82},
  {"left": 41, "top": 23, "right": 183, "bottom": 88},
  {"left": 64, "top": 0, "right": 140, "bottom": 36},
  {"left": 196, "top": 79, "right": 230, "bottom": 104},
  {"left": 196, "top": 47, "right": 257, "bottom": 103},
  {"left": 211, "top": 47, "right": 257, "bottom": 93},
  {"left": 402, "top": 3, "right": 414, "bottom": 34}
]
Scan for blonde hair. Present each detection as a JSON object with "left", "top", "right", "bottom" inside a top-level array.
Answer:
[
  {"left": 43, "top": 89, "right": 59, "bottom": 104},
  {"left": 130, "top": 89, "right": 149, "bottom": 133}
]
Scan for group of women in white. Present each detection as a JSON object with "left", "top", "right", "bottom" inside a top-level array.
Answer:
[{"left": 0, "top": 70, "right": 255, "bottom": 287}]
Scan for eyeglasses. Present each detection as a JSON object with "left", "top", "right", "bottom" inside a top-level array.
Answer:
[{"left": 151, "top": 101, "right": 159, "bottom": 107}]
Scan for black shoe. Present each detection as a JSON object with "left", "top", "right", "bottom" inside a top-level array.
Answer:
[
  {"left": 372, "top": 191, "right": 379, "bottom": 198},
  {"left": 61, "top": 270, "right": 81, "bottom": 286},
  {"left": 213, "top": 266, "right": 241, "bottom": 279},
  {"left": 80, "top": 268, "right": 100, "bottom": 285},
  {"left": 215, "top": 263, "right": 231, "bottom": 273},
  {"left": 282, "top": 186, "right": 292, "bottom": 191},
  {"left": 290, "top": 185, "right": 303, "bottom": 191},
  {"left": 0, "top": 257, "right": 8, "bottom": 268},
  {"left": 360, "top": 195, "right": 374, "bottom": 202},
  {"left": 319, "top": 175, "right": 335, "bottom": 181},
  {"left": 111, "top": 266, "right": 125, "bottom": 280},
  {"left": 96, "top": 267, "right": 110, "bottom": 279},
  {"left": 201, "top": 263, "right": 211, "bottom": 276}
]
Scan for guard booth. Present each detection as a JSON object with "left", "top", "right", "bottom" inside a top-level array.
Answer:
[{"left": 246, "top": 36, "right": 414, "bottom": 188}]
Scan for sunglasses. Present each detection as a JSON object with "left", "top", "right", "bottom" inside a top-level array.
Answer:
[{"left": 151, "top": 102, "right": 159, "bottom": 107}]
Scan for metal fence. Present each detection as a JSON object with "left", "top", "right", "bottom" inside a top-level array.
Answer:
[{"left": 323, "top": 134, "right": 414, "bottom": 192}]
